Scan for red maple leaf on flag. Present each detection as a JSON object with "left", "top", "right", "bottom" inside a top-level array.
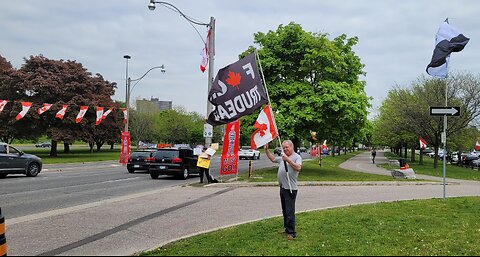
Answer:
[{"left": 226, "top": 71, "right": 241, "bottom": 89}]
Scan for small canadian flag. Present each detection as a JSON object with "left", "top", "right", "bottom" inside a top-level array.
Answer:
[
  {"left": 322, "top": 140, "right": 328, "bottom": 150},
  {"left": 250, "top": 104, "right": 278, "bottom": 149},
  {"left": 419, "top": 137, "right": 428, "bottom": 150},
  {"left": 102, "top": 107, "right": 113, "bottom": 120},
  {"left": 56, "top": 105, "right": 68, "bottom": 120},
  {"left": 121, "top": 108, "right": 128, "bottom": 124},
  {"left": 75, "top": 106, "right": 88, "bottom": 123},
  {"left": 38, "top": 103, "right": 52, "bottom": 115},
  {"left": 475, "top": 141, "right": 480, "bottom": 151},
  {"left": 96, "top": 107, "right": 104, "bottom": 126},
  {"left": 16, "top": 102, "right": 33, "bottom": 121},
  {"left": 0, "top": 100, "right": 8, "bottom": 113}
]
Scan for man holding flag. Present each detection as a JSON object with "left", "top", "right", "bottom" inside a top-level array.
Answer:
[{"left": 265, "top": 140, "right": 302, "bottom": 241}]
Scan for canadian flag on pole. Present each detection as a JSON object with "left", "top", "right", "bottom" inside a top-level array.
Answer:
[
  {"left": 56, "top": 105, "right": 68, "bottom": 120},
  {"left": 200, "top": 29, "right": 211, "bottom": 73},
  {"left": 419, "top": 137, "right": 428, "bottom": 149},
  {"left": 250, "top": 104, "right": 278, "bottom": 149},
  {"left": 475, "top": 141, "right": 480, "bottom": 151},
  {"left": 38, "top": 103, "right": 52, "bottom": 115},
  {"left": 75, "top": 106, "right": 88, "bottom": 123},
  {"left": 15, "top": 102, "right": 32, "bottom": 120},
  {"left": 121, "top": 108, "right": 128, "bottom": 124},
  {"left": 96, "top": 107, "right": 104, "bottom": 126},
  {"left": 102, "top": 107, "right": 113, "bottom": 120},
  {"left": 0, "top": 100, "right": 8, "bottom": 113}
]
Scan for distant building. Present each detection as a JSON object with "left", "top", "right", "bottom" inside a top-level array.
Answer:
[{"left": 136, "top": 97, "right": 173, "bottom": 113}]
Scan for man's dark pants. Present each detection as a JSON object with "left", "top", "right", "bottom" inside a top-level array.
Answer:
[{"left": 280, "top": 187, "right": 298, "bottom": 237}]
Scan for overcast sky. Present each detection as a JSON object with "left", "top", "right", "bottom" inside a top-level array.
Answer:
[{"left": 1, "top": 0, "right": 478, "bottom": 118}]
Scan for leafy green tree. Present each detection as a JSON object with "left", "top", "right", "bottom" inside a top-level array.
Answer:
[{"left": 239, "top": 22, "right": 369, "bottom": 153}]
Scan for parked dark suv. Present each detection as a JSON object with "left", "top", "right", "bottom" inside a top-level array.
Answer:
[
  {"left": 127, "top": 150, "right": 156, "bottom": 173},
  {"left": 148, "top": 148, "right": 199, "bottom": 180},
  {"left": 0, "top": 143, "right": 43, "bottom": 178}
]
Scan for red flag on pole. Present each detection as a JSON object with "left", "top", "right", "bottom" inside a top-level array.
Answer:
[
  {"left": 220, "top": 119, "right": 240, "bottom": 176},
  {"left": 121, "top": 108, "right": 128, "bottom": 124},
  {"left": 120, "top": 132, "right": 131, "bottom": 164},
  {"left": 475, "top": 141, "right": 480, "bottom": 151}
]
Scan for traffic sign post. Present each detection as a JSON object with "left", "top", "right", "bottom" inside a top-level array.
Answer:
[
  {"left": 429, "top": 107, "right": 461, "bottom": 116},
  {"left": 429, "top": 106, "right": 460, "bottom": 199}
]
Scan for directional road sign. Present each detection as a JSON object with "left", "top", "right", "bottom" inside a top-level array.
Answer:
[{"left": 429, "top": 106, "right": 461, "bottom": 116}]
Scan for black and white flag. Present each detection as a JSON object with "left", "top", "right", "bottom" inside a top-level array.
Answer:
[
  {"left": 426, "top": 19, "right": 469, "bottom": 78},
  {"left": 207, "top": 53, "right": 268, "bottom": 126}
]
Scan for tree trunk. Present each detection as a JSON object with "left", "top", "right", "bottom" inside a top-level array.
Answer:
[
  {"left": 50, "top": 140, "right": 58, "bottom": 157},
  {"left": 110, "top": 143, "right": 114, "bottom": 150},
  {"left": 419, "top": 148, "right": 424, "bottom": 165},
  {"left": 410, "top": 145, "right": 415, "bottom": 163},
  {"left": 89, "top": 143, "right": 94, "bottom": 153},
  {"left": 64, "top": 143, "right": 70, "bottom": 154},
  {"left": 404, "top": 144, "right": 408, "bottom": 159}
]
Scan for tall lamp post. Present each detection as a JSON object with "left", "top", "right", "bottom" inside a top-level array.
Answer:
[
  {"left": 148, "top": 0, "right": 215, "bottom": 146},
  {"left": 123, "top": 55, "right": 166, "bottom": 133}
]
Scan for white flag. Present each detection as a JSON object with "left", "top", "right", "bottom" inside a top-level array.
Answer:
[{"left": 200, "top": 30, "right": 210, "bottom": 73}]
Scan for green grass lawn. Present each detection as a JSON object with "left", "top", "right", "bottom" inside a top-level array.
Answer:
[
  {"left": 141, "top": 197, "right": 480, "bottom": 256},
  {"left": 383, "top": 152, "right": 480, "bottom": 181},
  {"left": 241, "top": 151, "right": 394, "bottom": 182},
  {"left": 23, "top": 148, "right": 121, "bottom": 165}
]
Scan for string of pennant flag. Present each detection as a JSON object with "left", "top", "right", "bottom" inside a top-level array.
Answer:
[{"left": 0, "top": 100, "right": 127, "bottom": 125}]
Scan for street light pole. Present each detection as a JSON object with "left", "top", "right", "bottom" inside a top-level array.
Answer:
[
  {"left": 206, "top": 16, "right": 215, "bottom": 146},
  {"left": 148, "top": 0, "right": 215, "bottom": 146},
  {"left": 123, "top": 55, "right": 131, "bottom": 133}
]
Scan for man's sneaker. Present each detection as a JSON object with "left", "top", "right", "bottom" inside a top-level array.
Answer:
[{"left": 287, "top": 234, "right": 295, "bottom": 240}]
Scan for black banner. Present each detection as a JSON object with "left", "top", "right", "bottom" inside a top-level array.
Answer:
[{"left": 207, "top": 53, "right": 268, "bottom": 126}]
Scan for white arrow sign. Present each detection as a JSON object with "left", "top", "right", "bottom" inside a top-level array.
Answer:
[{"left": 430, "top": 107, "right": 461, "bottom": 116}]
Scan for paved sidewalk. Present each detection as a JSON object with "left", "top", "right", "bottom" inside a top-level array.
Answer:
[{"left": 6, "top": 151, "right": 480, "bottom": 256}]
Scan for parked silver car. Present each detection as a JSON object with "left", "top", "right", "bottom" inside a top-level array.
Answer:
[{"left": 0, "top": 143, "right": 43, "bottom": 178}]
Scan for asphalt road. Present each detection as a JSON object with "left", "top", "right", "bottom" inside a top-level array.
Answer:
[{"left": 0, "top": 155, "right": 281, "bottom": 219}]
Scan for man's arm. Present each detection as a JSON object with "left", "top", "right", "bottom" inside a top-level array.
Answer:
[
  {"left": 282, "top": 154, "right": 302, "bottom": 172},
  {"left": 264, "top": 144, "right": 277, "bottom": 163}
]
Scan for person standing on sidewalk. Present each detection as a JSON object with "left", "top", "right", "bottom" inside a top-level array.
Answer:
[
  {"left": 197, "top": 147, "right": 211, "bottom": 184},
  {"left": 265, "top": 140, "right": 302, "bottom": 240}
]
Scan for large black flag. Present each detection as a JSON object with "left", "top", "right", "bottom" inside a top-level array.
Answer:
[
  {"left": 426, "top": 19, "right": 469, "bottom": 78},
  {"left": 207, "top": 53, "right": 268, "bottom": 126}
]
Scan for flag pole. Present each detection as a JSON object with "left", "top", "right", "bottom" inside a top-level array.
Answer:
[{"left": 254, "top": 49, "right": 293, "bottom": 194}]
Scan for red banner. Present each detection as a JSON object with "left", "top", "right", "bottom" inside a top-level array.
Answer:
[
  {"left": 120, "top": 132, "right": 131, "bottom": 164},
  {"left": 220, "top": 119, "right": 240, "bottom": 175}
]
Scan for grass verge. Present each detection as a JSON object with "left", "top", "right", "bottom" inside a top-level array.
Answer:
[
  {"left": 382, "top": 152, "right": 480, "bottom": 181},
  {"left": 141, "top": 197, "right": 480, "bottom": 256},
  {"left": 26, "top": 148, "right": 121, "bottom": 165}
]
